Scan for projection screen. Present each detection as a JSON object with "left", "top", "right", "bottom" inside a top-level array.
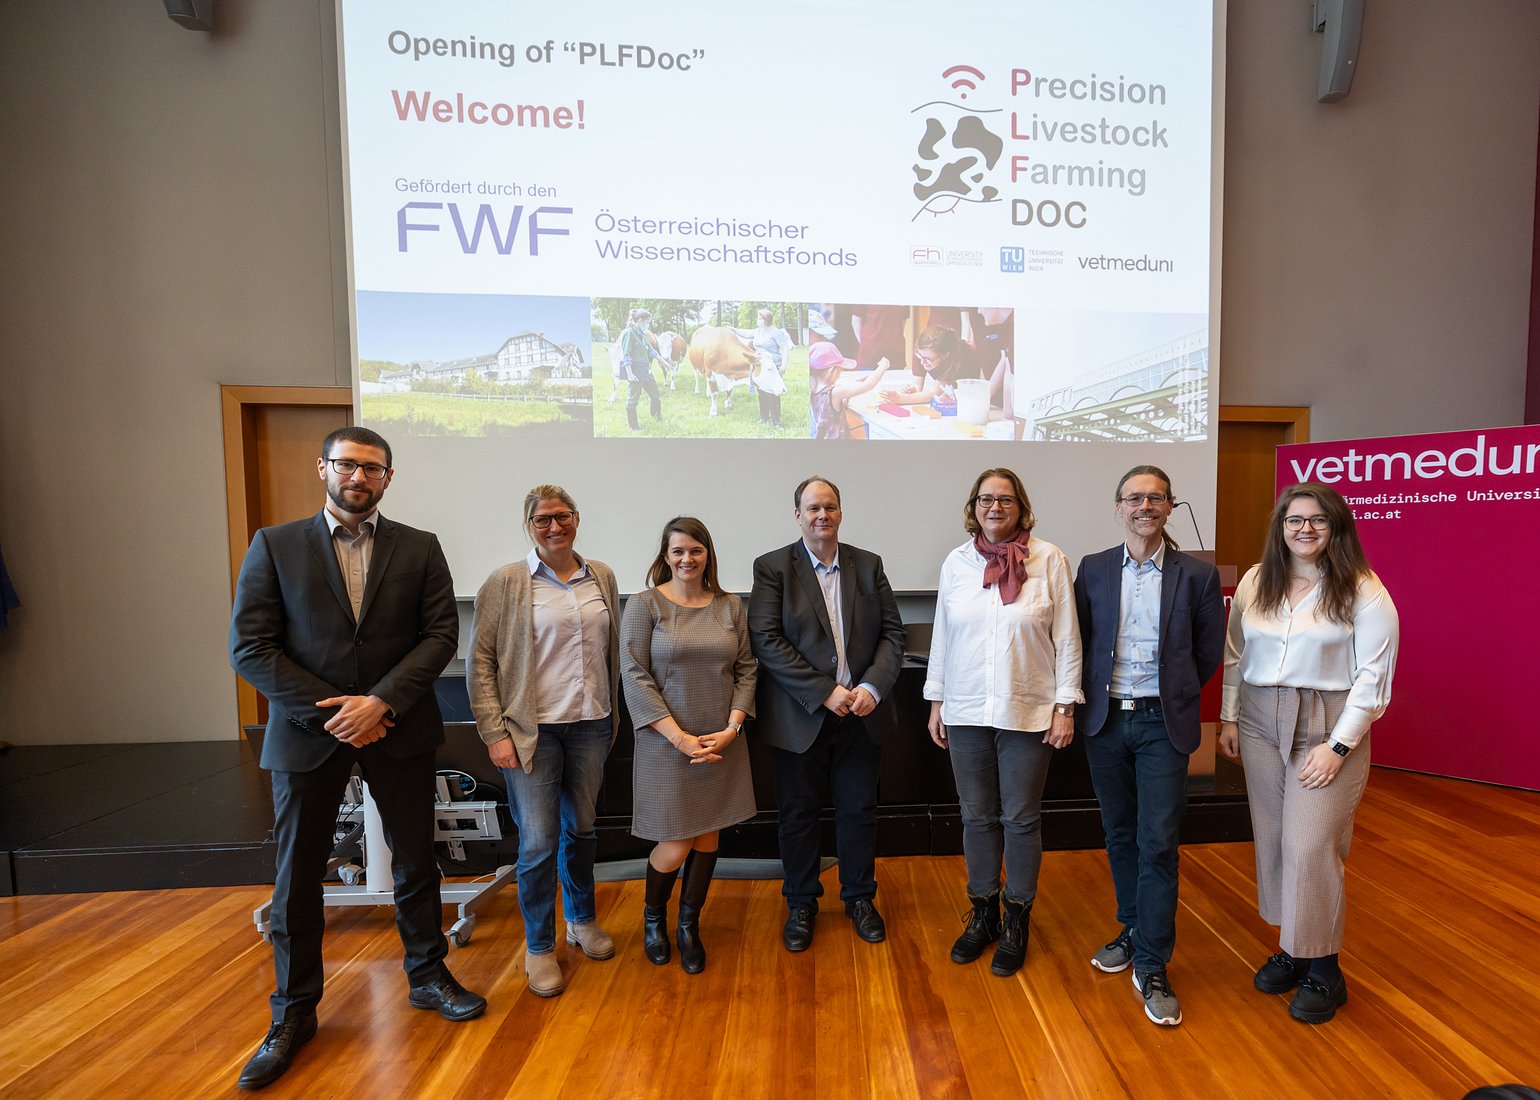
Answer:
[{"left": 337, "top": 0, "right": 1225, "bottom": 593}]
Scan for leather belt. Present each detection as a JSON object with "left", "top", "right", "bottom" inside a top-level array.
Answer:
[{"left": 1113, "top": 696, "right": 1162, "bottom": 712}]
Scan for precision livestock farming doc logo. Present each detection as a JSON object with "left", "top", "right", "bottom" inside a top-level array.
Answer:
[{"left": 910, "top": 64, "right": 1005, "bottom": 222}]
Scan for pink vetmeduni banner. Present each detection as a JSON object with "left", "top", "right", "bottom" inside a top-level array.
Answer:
[{"left": 1277, "top": 425, "right": 1540, "bottom": 791}]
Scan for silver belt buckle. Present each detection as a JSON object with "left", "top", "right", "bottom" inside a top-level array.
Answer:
[{"left": 1117, "top": 698, "right": 1137, "bottom": 711}]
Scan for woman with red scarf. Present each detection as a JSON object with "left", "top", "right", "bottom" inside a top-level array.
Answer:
[{"left": 923, "top": 468, "right": 1083, "bottom": 976}]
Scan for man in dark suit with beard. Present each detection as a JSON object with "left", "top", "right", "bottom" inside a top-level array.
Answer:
[
  {"left": 229, "top": 426, "right": 483, "bottom": 1090},
  {"left": 749, "top": 476, "right": 906, "bottom": 952}
]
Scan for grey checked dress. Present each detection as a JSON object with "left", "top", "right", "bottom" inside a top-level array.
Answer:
[{"left": 620, "top": 588, "right": 757, "bottom": 841}]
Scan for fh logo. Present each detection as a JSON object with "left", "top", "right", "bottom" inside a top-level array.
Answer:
[
  {"left": 910, "top": 246, "right": 943, "bottom": 267},
  {"left": 396, "top": 203, "right": 572, "bottom": 254},
  {"left": 1000, "top": 247, "right": 1026, "bottom": 273}
]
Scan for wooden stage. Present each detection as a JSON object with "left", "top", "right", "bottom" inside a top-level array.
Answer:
[{"left": 2, "top": 768, "right": 1537, "bottom": 1098}]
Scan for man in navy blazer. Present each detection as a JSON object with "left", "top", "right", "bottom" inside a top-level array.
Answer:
[
  {"left": 1074, "top": 464, "right": 1224, "bottom": 1028},
  {"left": 749, "top": 476, "right": 906, "bottom": 952},
  {"left": 229, "top": 427, "right": 483, "bottom": 1090}
]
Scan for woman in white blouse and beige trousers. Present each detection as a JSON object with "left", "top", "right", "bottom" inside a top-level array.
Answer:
[{"left": 1219, "top": 482, "right": 1398, "bottom": 1025}]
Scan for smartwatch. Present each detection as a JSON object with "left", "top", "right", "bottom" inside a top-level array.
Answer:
[{"left": 1329, "top": 741, "right": 1351, "bottom": 758}]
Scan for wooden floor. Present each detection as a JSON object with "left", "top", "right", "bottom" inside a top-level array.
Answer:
[{"left": 3, "top": 768, "right": 1538, "bottom": 1099}]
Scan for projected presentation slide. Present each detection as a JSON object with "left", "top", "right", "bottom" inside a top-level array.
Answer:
[
  {"left": 342, "top": 0, "right": 1214, "bottom": 445},
  {"left": 337, "top": 0, "right": 1220, "bottom": 592}
]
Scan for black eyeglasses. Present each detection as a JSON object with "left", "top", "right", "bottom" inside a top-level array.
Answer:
[
  {"left": 1283, "top": 515, "right": 1330, "bottom": 531},
  {"left": 530, "top": 511, "right": 576, "bottom": 529},
  {"left": 326, "top": 458, "right": 388, "bottom": 481},
  {"left": 1119, "top": 493, "right": 1170, "bottom": 506},
  {"left": 974, "top": 495, "right": 1018, "bottom": 509}
]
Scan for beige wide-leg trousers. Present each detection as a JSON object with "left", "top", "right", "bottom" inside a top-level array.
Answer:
[{"left": 1238, "top": 685, "right": 1370, "bottom": 958}]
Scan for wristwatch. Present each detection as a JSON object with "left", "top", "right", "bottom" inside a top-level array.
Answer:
[
  {"left": 1329, "top": 741, "right": 1351, "bottom": 757},
  {"left": 727, "top": 720, "right": 743, "bottom": 733},
  {"left": 1053, "top": 703, "right": 1074, "bottom": 717}
]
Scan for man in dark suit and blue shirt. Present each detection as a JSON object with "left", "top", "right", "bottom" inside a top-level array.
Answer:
[
  {"left": 229, "top": 427, "right": 484, "bottom": 1090},
  {"left": 749, "top": 476, "right": 907, "bottom": 952},
  {"left": 1074, "top": 464, "right": 1224, "bottom": 1028}
]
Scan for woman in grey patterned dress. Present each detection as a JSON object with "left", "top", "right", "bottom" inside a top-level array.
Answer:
[{"left": 620, "top": 516, "right": 756, "bottom": 974}]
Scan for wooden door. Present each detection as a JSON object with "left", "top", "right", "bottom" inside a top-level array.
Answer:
[
  {"left": 222, "top": 386, "right": 352, "bottom": 732},
  {"left": 1216, "top": 406, "right": 1310, "bottom": 574}
]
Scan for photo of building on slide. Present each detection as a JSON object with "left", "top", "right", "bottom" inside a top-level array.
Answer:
[
  {"left": 591, "top": 299, "right": 811, "bottom": 439},
  {"left": 357, "top": 292, "right": 591, "bottom": 438},
  {"left": 1017, "top": 312, "right": 1210, "bottom": 442},
  {"left": 809, "top": 304, "right": 1018, "bottom": 440}
]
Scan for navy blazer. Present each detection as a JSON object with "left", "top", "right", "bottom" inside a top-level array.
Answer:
[
  {"left": 230, "top": 511, "right": 459, "bottom": 773},
  {"left": 748, "top": 540, "right": 906, "bottom": 754},
  {"left": 1073, "top": 544, "right": 1224, "bottom": 754}
]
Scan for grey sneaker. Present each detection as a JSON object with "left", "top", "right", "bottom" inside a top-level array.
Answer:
[
  {"left": 1133, "top": 968, "right": 1183, "bottom": 1026},
  {"left": 1090, "top": 929, "right": 1134, "bottom": 973}
]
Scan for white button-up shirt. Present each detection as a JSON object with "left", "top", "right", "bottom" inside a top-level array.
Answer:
[
  {"left": 923, "top": 536, "right": 1083, "bottom": 732},
  {"left": 1220, "top": 566, "right": 1398, "bottom": 749}
]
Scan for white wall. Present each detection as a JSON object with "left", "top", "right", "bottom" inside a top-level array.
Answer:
[{"left": 0, "top": 0, "right": 1536, "bottom": 744}]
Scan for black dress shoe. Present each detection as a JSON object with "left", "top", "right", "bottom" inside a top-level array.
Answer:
[
  {"left": 409, "top": 973, "right": 488, "bottom": 1021},
  {"left": 1254, "top": 951, "right": 1312, "bottom": 994},
  {"left": 783, "top": 907, "right": 815, "bottom": 952},
  {"left": 1289, "top": 972, "right": 1348, "bottom": 1024},
  {"left": 845, "top": 898, "right": 887, "bottom": 943},
  {"left": 236, "top": 1014, "right": 317, "bottom": 1090}
]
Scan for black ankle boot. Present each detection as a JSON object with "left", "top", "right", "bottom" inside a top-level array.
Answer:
[
  {"left": 675, "top": 849, "right": 719, "bottom": 974},
  {"left": 950, "top": 890, "right": 1001, "bottom": 964},
  {"left": 991, "top": 895, "right": 1032, "bottom": 976},
  {"left": 643, "top": 861, "right": 679, "bottom": 966}
]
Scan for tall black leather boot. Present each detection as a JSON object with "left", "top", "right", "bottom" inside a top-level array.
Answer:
[
  {"left": 675, "top": 849, "right": 719, "bottom": 975},
  {"left": 643, "top": 861, "right": 679, "bottom": 966}
]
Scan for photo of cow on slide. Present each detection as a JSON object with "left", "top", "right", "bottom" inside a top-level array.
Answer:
[{"left": 591, "top": 298, "right": 809, "bottom": 440}]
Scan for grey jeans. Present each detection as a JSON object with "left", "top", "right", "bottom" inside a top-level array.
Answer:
[{"left": 946, "top": 724, "right": 1055, "bottom": 901}]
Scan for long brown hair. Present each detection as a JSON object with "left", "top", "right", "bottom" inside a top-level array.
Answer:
[
  {"left": 645, "top": 515, "right": 724, "bottom": 594},
  {"left": 1255, "top": 482, "right": 1369, "bottom": 625},
  {"left": 962, "top": 468, "right": 1035, "bottom": 538},
  {"left": 1115, "top": 464, "right": 1179, "bottom": 552}
]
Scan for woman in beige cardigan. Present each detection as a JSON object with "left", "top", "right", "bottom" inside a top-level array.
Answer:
[{"left": 467, "top": 485, "right": 622, "bottom": 999}]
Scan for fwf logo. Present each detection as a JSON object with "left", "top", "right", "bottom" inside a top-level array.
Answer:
[
  {"left": 911, "top": 64, "right": 1004, "bottom": 222},
  {"left": 396, "top": 203, "right": 572, "bottom": 254}
]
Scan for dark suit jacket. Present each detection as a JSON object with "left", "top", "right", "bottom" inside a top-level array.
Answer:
[
  {"left": 748, "top": 540, "right": 906, "bottom": 753},
  {"left": 230, "top": 511, "right": 459, "bottom": 773},
  {"left": 1074, "top": 545, "right": 1224, "bottom": 754}
]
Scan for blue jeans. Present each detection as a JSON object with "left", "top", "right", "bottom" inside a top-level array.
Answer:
[
  {"left": 500, "top": 717, "right": 611, "bottom": 954},
  {"left": 1084, "top": 706, "right": 1189, "bottom": 972},
  {"left": 947, "top": 725, "right": 1054, "bottom": 902}
]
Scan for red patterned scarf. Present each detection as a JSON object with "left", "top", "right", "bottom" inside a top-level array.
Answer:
[{"left": 973, "top": 529, "right": 1032, "bottom": 603}]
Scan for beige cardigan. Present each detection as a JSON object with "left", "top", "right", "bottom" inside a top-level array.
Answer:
[{"left": 466, "top": 556, "right": 623, "bottom": 773}]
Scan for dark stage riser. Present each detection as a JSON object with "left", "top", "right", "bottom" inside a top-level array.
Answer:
[{"left": 0, "top": 667, "right": 1249, "bottom": 895}]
